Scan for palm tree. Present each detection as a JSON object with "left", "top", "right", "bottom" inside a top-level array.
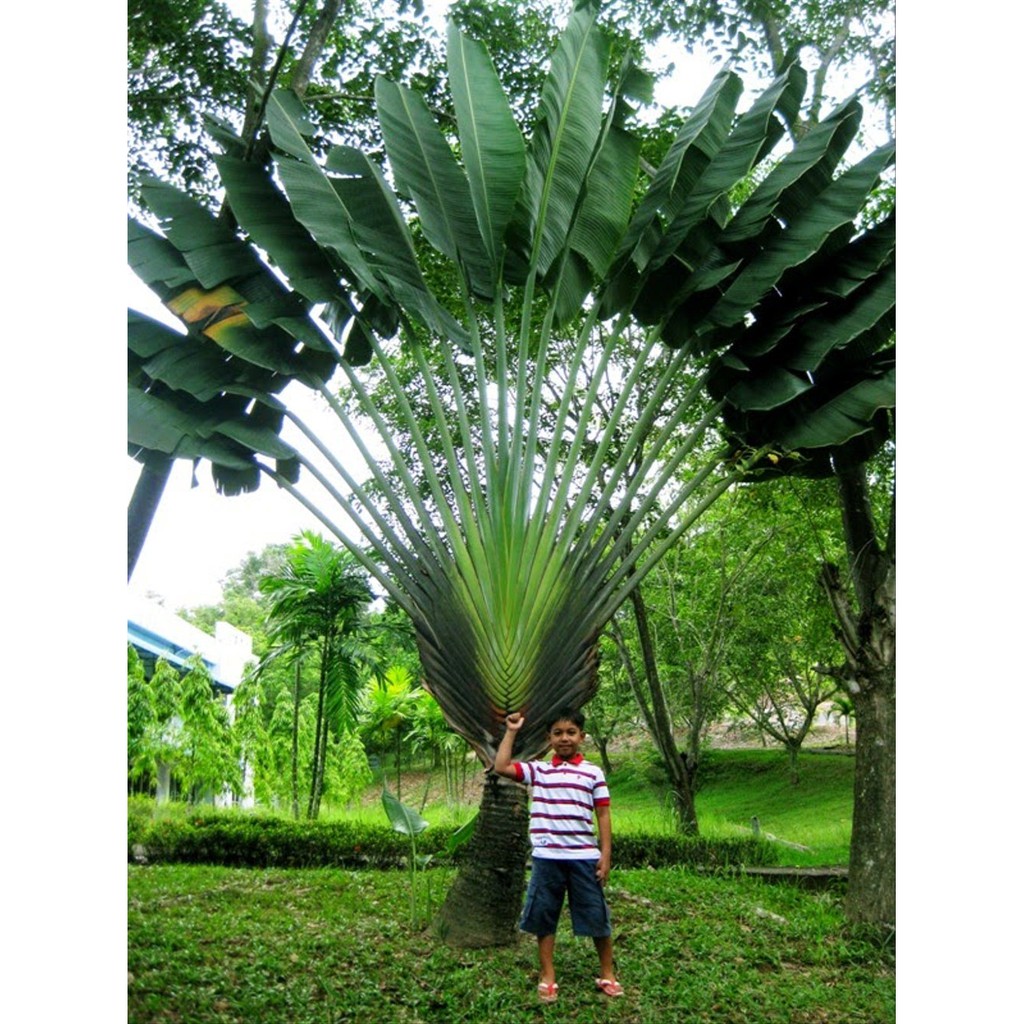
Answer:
[
  {"left": 258, "top": 531, "right": 377, "bottom": 819},
  {"left": 361, "top": 665, "right": 418, "bottom": 799},
  {"left": 128, "top": 9, "right": 893, "bottom": 939},
  {"left": 830, "top": 694, "right": 856, "bottom": 747}
]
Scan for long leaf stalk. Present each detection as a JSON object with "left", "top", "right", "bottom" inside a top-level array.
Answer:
[
  {"left": 281, "top": 397, "right": 437, "bottom": 569},
  {"left": 582, "top": 398, "right": 726, "bottom": 573},
  {"left": 351, "top": 336, "right": 541, "bottom": 691},
  {"left": 268, "top": 443, "right": 423, "bottom": 597}
]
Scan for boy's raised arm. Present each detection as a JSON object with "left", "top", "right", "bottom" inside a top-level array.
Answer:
[{"left": 493, "top": 711, "right": 524, "bottom": 778}]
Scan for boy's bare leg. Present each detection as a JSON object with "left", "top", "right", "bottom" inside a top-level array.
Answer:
[
  {"left": 538, "top": 934, "right": 556, "bottom": 986},
  {"left": 593, "top": 935, "right": 616, "bottom": 981}
]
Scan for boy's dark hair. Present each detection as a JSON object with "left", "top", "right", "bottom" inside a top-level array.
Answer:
[{"left": 545, "top": 706, "right": 585, "bottom": 732}]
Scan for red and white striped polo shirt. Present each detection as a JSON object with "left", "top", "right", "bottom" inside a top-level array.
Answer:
[{"left": 512, "top": 753, "right": 611, "bottom": 860}]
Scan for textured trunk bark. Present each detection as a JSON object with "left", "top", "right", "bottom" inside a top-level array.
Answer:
[
  {"left": 434, "top": 772, "right": 531, "bottom": 948},
  {"left": 821, "top": 459, "right": 895, "bottom": 926},
  {"left": 847, "top": 675, "right": 895, "bottom": 925}
]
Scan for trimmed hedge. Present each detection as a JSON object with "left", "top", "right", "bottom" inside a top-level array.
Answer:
[
  {"left": 613, "top": 832, "right": 776, "bottom": 869},
  {"left": 129, "top": 813, "right": 777, "bottom": 870}
]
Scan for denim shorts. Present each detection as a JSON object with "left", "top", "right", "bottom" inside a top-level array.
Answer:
[{"left": 519, "top": 856, "right": 612, "bottom": 938}]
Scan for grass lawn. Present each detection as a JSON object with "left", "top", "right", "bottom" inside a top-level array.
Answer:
[
  {"left": 128, "top": 864, "right": 893, "bottom": 1024},
  {"left": 129, "top": 746, "right": 876, "bottom": 1021},
  {"left": 347, "top": 746, "right": 857, "bottom": 868}
]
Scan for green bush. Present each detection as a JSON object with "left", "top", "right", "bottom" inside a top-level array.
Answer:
[
  {"left": 130, "top": 815, "right": 470, "bottom": 868},
  {"left": 129, "top": 811, "right": 776, "bottom": 870},
  {"left": 613, "top": 832, "right": 777, "bottom": 869}
]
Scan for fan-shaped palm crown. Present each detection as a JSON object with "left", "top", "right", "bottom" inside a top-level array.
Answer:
[{"left": 128, "top": 5, "right": 893, "bottom": 762}]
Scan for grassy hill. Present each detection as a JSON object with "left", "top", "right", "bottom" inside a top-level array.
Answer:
[{"left": 340, "top": 743, "right": 856, "bottom": 868}]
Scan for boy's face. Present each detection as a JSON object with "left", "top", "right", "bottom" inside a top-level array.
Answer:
[{"left": 548, "top": 719, "right": 585, "bottom": 759}]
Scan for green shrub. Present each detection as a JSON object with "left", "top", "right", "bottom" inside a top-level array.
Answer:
[
  {"left": 613, "top": 832, "right": 777, "bottom": 869},
  {"left": 131, "top": 815, "right": 471, "bottom": 868},
  {"left": 130, "top": 811, "right": 775, "bottom": 870}
]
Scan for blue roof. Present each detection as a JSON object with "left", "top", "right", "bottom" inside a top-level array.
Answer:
[{"left": 127, "top": 595, "right": 251, "bottom": 691}]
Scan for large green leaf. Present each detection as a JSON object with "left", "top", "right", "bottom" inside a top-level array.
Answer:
[
  {"left": 139, "top": 181, "right": 336, "bottom": 361},
  {"left": 381, "top": 787, "right": 430, "bottom": 837},
  {"left": 128, "top": 386, "right": 259, "bottom": 473},
  {"left": 129, "top": 310, "right": 273, "bottom": 402},
  {"left": 550, "top": 124, "right": 639, "bottom": 325},
  {"left": 650, "top": 64, "right": 807, "bottom": 276},
  {"left": 375, "top": 75, "right": 493, "bottom": 299},
  {"left": 776, "top": 366, "right": 895, "bottom": 451},
  {"left": 514, "top": 5, "right": 609, "bottom": 277},
  {"left": 325, "top": 146, "right": 471, "bottom": 350},
  {"left": 446, "top": 20, "right": 525, "bottom": 272},
  {"left": 213, "top": 152, "right": 349, "bottom": 306},
  {"left": 718, "top": 96, "right": 862, "bottom": 252},
  {"left": 128, "top": 216, "right": 196, "bottom": 291},
  {"left": 600, "top": 69, "right": 743, "bottom": 318},
  {"left": 266, "top": 90, "right": 389, "bottom": 300},
  {"left": 705, "top": 142, "right": 895, "bottom": 331}
]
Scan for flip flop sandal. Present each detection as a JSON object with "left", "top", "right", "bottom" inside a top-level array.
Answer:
[
  {"left": 537, "top": 982, "right": 559, "bottom": 1003},
  {"left": 595, "top": 978, "right": 624, "bottom": 998}
]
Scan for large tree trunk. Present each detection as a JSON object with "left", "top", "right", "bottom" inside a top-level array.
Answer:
[
  {"left": 847, "top": 666, "right": 895, "bottom": 925},
  {"left": 435, "top": 772, "right": 531, "bottom": 947},
  {"left": 127, "top": 452, "right": 173, "bottom": 580},
  {"left": 820, "top": 460, "right": 895, "bottom": 926}
]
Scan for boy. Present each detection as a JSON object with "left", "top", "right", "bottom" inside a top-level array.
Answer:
[{"left": 494, "top": 707, "right": 624, "bottom": 1003}]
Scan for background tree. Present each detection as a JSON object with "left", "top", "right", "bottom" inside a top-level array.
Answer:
[
  {"left": 406, "top": 688, "right": 473, "bottom": 808},
  {"left": 128, "top": 646, "right": 156, "bottom": 794},
  {"left": 321, "top": 726, "right": 376, "bottom": 809},
  {"left": 176, "top": 656, "right": 240, "bottom": 803},
  {"left": 229, "top": 669, "right": 273, "bottom": 804},
  {"left": 722, "top": 484, "right": 843, "bottom": 782},
  {"left": 362, "top": 665, "right": 418, "bottom": 799},
  {"left": 584, "top": 634, "right": 635, "bottom": 774},
  {"left": 127, "top": 654, "right": 185, "bottom": 801},
  {"left": 608, "top": 486, "right": 773, "bottom": 829},
  {"left": 258, "top": 531, "right": 378, "bottom": 818}
]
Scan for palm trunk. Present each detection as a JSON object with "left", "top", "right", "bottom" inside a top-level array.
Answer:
[
  {"left": 127, "top": 452, "right": 173, "bottom": 580},
  {"left": 291, "top": 660, "right": 301, "bottom": 820},
  {"left": 313, "top": 704, "right": 331, "bottom": 818},
  {"left": 434, "top": 772, "right": 531, "bottom": 947},
  {"left": 307, "top": 652, "right": 329, "bottom": 820},
  {"left": 819, "top": 460, "right": 895, "bottom": 926}
]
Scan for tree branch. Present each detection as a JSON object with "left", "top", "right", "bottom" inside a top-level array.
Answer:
[{"left": 290, "top": 0, "right": 344, "bottom": 95}]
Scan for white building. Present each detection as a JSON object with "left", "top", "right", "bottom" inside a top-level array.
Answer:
[{"left": 128, "top": 594, "right": 255, "bottom": 805}]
